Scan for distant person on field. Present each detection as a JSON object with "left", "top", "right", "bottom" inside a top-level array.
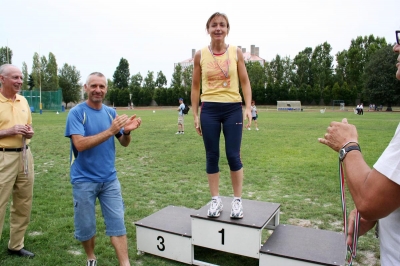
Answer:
[
  {"left": 318, "top": 36, "right": 400, "bottom": 265},
  {"left": 191, "top": 12, "right": 252, "bottom": 219},
  {"left": 359, "top": 103, "right": 364, "bottom": 115},
  {"left": 248, "top": 100, "right": 259, "bottom": 131},
  {"left": 176, "top": 98, "right": 185, "bottom": 134},
  {"left": 65, "top": 72, "right": 142, "bottom": 266},
  {"left": 0, "top": 64, "right": 35, "bottom": 258}
]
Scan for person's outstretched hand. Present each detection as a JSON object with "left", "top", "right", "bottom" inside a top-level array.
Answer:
[{"left": 318, "top": 118, "right": 359, "bottom": 152}]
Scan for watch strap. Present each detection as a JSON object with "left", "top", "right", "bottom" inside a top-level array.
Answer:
[{"left": 340, "top": 145, "right": 361, "bottom": 161}]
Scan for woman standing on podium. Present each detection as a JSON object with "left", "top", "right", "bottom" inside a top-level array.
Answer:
[{"left": 191, "top": 12, "right": 252, "bottom": 219}]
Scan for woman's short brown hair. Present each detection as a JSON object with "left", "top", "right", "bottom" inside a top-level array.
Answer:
[{"left": 206, "top": 12, "right": 230, "bottom": 34}]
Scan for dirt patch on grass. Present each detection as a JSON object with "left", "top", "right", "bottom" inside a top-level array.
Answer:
[
  {"left": 355, "top": 251, "right": 379, "bottom": 266},
  {"left": 288, "top": 218, "right": 323, "bottom": 229},
  {"left": 68, "top": 250, "right": 82, "bottom": 256},
  {"left": 28, "top": 231, "right": 43, "bottom": 236}
]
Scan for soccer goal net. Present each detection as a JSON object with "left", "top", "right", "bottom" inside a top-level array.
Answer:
[
  {"left": 277, "top": 101, "right": 301, "bottom": 111},
  {"left": 22, "top": 88, "right": 63, "bottom": 112},
  {"left": 332, "top": 100, "right": 345, "bottom": 111}
]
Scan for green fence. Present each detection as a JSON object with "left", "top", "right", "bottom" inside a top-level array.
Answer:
[{"left": 22, "top": 88, "right": 62, "bottom": 112}]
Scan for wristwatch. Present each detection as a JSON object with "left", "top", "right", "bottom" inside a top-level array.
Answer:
[{"left": 339, "top": 145, "right": 361, "bottom": 161}]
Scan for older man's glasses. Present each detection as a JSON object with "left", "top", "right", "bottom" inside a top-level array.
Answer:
[{"left": 396, "top": 31, "right": 400, "bottom": 45}]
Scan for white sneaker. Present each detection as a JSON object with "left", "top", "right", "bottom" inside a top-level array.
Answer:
[
  {"left": 181, "top": 132, "right": 184, "bottom": 134},
  {"left": 175, "top": 132, "right": 180, "bottom": 134},
  {"left": 247, "top": 128, "right": 251, "bottom": 130},
  {"left": 230, "top": 199, "right": 243, "bottom": 219},
  {"left": 207, "top": 199, "right": 223, "bottom": 217},
  {"left": 256, "top": 128, "right": 259, "bottom": 131}
]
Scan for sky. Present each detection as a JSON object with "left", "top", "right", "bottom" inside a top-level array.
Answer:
[{"left": 1, "top": 0, "right": 399, "bottom": 87}]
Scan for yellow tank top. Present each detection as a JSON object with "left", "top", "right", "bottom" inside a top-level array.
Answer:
[{"left": 200, "top": 45, "right": 242, "bottom": 103}]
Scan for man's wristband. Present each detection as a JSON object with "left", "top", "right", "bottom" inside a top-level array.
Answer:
[
  {"left": 115, "top": 132, "right": 122, "bottom": 138},
  {"left": 123, "top": 131, "right": 131, "bottom": 136}
]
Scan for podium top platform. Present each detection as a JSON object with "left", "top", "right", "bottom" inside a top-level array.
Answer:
[
  {"left": 135, "top": 206, "right": 196, "bottom": 238},
  {"left": 260, "top": 224, "right": 346, "bottom": 266},
  {"left": 190, "top": 197, "right": 280, "bottom": 229}
]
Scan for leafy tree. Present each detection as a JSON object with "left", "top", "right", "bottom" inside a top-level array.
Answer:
[
  {"left": 107, "top": 88, "right": 118, "bottom": 107},
  {"left": 58, "top": 63, "right": 81, "bottom": 109},
  {"left": 265, "top": 55, "right": 294, "bottom": 103},
  {"left": 246, "top": 61, "right": 266, "bottom": 104},
  {"left": 345, "top": 35, "right": 387, "bottom": 99},
  {"left": 281, "top": 56, "right": 295, "bottom": 99},
  {"left": 334, "top": 50, "right": 348, "bottom": 84},
  {"left": 22, "top": 62, "right": 29, "bottom": 91},
  {"left": 264, "top": 61, "right": 275, "bottom": 104},
  {"left": 154, "top": 88, "right": 168, "bottom": 106},
  {"left": 31, "top": 52, "right": 41, "bottom": 89},
  {"left": 153, "top": 71, "right": 168, "bottom": 105},
  {"left": 143, "top": 71, "right": 155, "bottom": 89},
  {"left": 155, "top": 71, "right": 167, "bottom": 88},
  {"left": 294, "top": 84, "right": 306, "bottom": 104},
  {"left": 331, "top": 82, "right": 353, "bottom": 105},
  {"left": 113, "top": 58, "right": 130, "bottom": 89},
  {"left": 117, "top": 89, "right": 130, "bottom": 107},
  {"left": 182, "top": 65, "right": 193, "bottom": 104},
  {"left": 322, "top": 85, "right": 332, "bottom": 106},
  {"left": 288, "top": 85, "right": 298, "bottom": 100},
  {"left": 293, "top": 47, "right": 313, "bottom": 87},
  {"left": 363, "top": 45, "right": 400, "bottom": 110},
  {"left": 143, "top": 71, "right": 156, "bottom": 103},
  {"left": 170, "top": 64, "right": 183, "bottom": 89},
  {"left": 309, "top": 85, "right": 321, "bottom": 104},
  {"left": 105, "top": 79, "right": 116, "bottom": 105},
  {"left": 40, "top": 56, "right": 48, "bottom": 90},
  {"left": 0, "top": 46, "right": 12, "bottom": 65},
  {"left": 311, "top": 42, "right": 334, "bottom": 103},
  {"left": 45, "top": 52, "right": 59, "bottom": 91},
  {"left": 129, "top": 73, "right": 142, "bottom": 106},
  {"left": 107, "top": 79, "right": 114, "bottom": 88},
  {"left": 28, "top": 75, "right": 35, "bottom": 90},
  {"left": 331, "top": 82, "right": 341, "bottom": 102}
]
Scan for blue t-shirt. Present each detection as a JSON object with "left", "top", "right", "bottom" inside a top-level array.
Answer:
[
  {"left": 179, "top": 103, "right": 185, "bottom": 116},
  {"left": 65, "top": 102, "right": 122, "bottom": 184}
]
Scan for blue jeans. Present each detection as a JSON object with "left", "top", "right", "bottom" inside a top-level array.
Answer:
[
  {"left": 72, "top": 179, "right": 126, "bottom": 241},
  {"left": 200, "top": 102, "right": 243, "bottom": 174}
]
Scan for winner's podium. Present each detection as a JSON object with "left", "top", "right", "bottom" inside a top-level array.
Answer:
[
  {"left": 191, "top": 197, "right": 280, "bottom": 264},
  {"left": 135, "top": 197, "right": 346, "bottom": 265}
]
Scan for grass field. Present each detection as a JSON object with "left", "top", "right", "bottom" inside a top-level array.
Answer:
[{"left": 0, "top": 106, "right": 398, "bottom": 266}]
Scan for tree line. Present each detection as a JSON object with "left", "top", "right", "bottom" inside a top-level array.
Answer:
[
  {"left": 1, "top": 34, "right": 399, "bottom": 109},
  {"left": 247, "top": 35, "right": 400, "bottom": 109}
]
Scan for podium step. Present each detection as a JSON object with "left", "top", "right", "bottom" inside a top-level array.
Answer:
[
  {"left": 135, "top": 205, "right": 196, "bottom": 264},
  {"left": 259, "top": 224, "right": 346, "bottom": 266},
  {"left": 191, "top": 197, "right": 280, "bottom": 260}
]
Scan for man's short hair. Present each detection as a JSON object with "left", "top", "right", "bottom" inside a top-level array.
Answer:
[
  {"left": 0, "top": 64, "right": 17, "bottom": 76},
  {"left": 0, "top": 64, "right": 19, "bottom": 87},
  {"left": 86, "top": 72, "right": 107, "bottom": 86}
]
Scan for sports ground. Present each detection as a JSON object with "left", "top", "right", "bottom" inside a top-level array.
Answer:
[{"left": 1, "top": 106, "right": 395, "bottom": 265}]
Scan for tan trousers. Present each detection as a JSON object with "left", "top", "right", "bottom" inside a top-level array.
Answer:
[{"left": 0, "top": 149, "right": 34, "bottom": 250}]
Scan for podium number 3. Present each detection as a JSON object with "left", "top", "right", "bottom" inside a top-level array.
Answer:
[
  {"left": 157, "top": 236, "right": 165, "bottom": 251},
  {"left": 218, "top": 229, "right": 225, "bottom": 245}
]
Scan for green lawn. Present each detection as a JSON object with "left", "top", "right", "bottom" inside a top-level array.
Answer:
[{"left": 1, "top": 106, "right": 397, "bottom": 265}]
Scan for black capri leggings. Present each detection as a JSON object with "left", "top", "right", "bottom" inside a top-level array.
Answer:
[{"left": 200, "top": 102, "right": 243, "bottom": 174}]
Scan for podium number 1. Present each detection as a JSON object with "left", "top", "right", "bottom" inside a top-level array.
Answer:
[{"left": 218, "top": 229, "right": 225, "bottom": 245}]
